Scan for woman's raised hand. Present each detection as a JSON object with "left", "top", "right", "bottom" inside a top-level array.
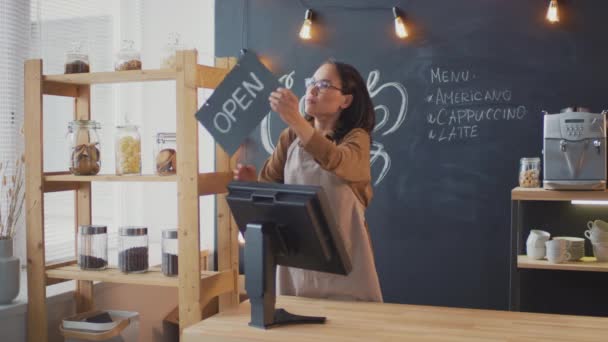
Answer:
[
  {"left": 269, "top": 87, "right": 304, "bottom": 127},
  {"left": 233, "top": 163, "right": 257, "bottom": 182}
]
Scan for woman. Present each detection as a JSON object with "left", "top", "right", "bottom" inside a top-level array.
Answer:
[{"left": 234, "top": 60, "right": 383, "bottom": 302}]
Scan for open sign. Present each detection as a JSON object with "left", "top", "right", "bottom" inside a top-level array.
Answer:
[{"left": 196, "top": 51, "right": 280, "bottom": 156}]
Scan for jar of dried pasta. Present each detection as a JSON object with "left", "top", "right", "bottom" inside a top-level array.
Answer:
[{"left": 115, "top": 125, "right": 141, "bottom": 175}]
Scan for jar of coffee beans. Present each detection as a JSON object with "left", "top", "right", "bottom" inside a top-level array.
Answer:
[
  {"left": 65, "top": 41, "right": 90, "bottom": 74},
  {"left": 118, "top": 226, "right": 148, "bottom": 273},
  {"left": 519, "top": 157, "right": 541, "bottom": 188},
  {"left": 161, "top": 229, "right": 178, "bottom": 276},
  {"left": 78, "top": 225, "right": 108, "bottom": 270}
]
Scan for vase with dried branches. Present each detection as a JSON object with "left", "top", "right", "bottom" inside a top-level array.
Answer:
[{"left": 0, "top": 154, "right": 25, "bottom": 304}]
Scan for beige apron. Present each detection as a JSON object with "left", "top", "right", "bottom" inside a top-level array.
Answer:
[{"left": 276, "top": 138, "right": 383, "bottom": 302}]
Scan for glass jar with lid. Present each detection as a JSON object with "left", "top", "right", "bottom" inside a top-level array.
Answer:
[
  {"left": 67, "top": 120, "right": 102, "bottom": 175},
  {"left": 78, "top": 225, "right": 108, "bottom": 270},
  {"left": 519, "top": 157, "right": 541, "bottom": 188},
  {"left": 115, "top": 125, "right": 141, "bottom": 175},
  {"left": 115, "top": 40, "right": 142, "bottom": 71},
  {"left": 161, "top": 229, "right": 178, "bottom": 276},
  {"left": 160, "top": 32, "right": 182, "bottom": 69},
  {"left": 65, "top": 41, "right": 90, "bottom": 74},
  {"left": 154, "top": 133, "right": 177, "bottom": 175},
  {"left": 118, "top": 226, "right": 148, "bottom": 273}
]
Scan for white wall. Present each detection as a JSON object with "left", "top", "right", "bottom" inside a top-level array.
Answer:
[{"left": 138, "top": 0, "right": 217, "bottom": 263}]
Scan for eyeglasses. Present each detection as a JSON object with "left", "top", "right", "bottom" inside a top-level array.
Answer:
[{"left": 305, "top": 78, "right": 343, "bottom": 92}]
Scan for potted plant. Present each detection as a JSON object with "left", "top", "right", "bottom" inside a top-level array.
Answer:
[{"left": 0, "top": 154, "right": 25, "bottom": 304}]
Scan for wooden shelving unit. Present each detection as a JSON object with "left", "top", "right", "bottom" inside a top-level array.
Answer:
[
  {"left": 517, "top": 255, "right": 608, "bottom": 272},
  {"left": 24, "top": 50, "right": 240, "bottom": 342},
  {"left": 510, "top": 186, "right": 608, "bottom": 311}
]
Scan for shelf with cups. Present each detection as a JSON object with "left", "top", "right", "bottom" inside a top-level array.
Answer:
[
  {"left": 517, "top": 255, "right": 608, "bottom": 272},
  {"left": 510, "top": 187, "right": 608, "bottom": 313},
  {"left": 25, "top": 51, "right": 242, "bottom": 342},
  {"left": 511, "top": 187, "right": 608, "bottom": 201}
]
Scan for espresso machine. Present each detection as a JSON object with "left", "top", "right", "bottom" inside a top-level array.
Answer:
[{"left": 543, "top": 107, "right": 607, "bottom": 190}]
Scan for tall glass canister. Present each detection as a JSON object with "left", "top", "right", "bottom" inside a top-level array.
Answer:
[
  {"left": 154, "top": 133, "right": 177, "bottom": 175},
  {"left": 67, "top": 120, "right": 102, "bottom": 175},
  {"left": 78, "top": 225, "right": 108, "bottom": 270},
  {"left": 161, "top": 229, "right": 178, "bottom": 276},
  {"left": 115, "top": 124, "right": 141, "bottom": 175},
  {"left": 118, "top": 226, "right": 148, "bottom": 273}
]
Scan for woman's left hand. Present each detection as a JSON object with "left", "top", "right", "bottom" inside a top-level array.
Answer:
[{"left": 269, "top": 88, "right": 304, "bottom": 127}]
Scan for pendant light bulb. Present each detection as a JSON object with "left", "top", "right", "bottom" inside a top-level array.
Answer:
[
  {"left": 393, "top": 7, "right": 408, "bottom": 39},
  {"left": 300, "top": 9, "right": 313, "bottom": 40},
  {"left": 546, "top": 0, "right": 559, "bottom": 23}
]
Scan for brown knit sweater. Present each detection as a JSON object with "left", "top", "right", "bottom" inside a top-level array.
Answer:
[{"left": 258, "top": 127, "right": 373, "bottom": 208}]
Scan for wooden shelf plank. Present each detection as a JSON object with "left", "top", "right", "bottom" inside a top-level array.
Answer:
[
  {"left": 517, "top": 255, "right": 608, "bottom": 272},
  {"left": 46, "top": 265, "right": 224, "bottom": 287},
  {"left": 511, "top": 187, "right": 608, "bottom": 201},
  {"left": 44, "top": 172, "right": 232, "bottom": 195},
  {"left": 198, "top": 171, "right": 232, "bottom": 196},
  {"left": 196, "top": 65, "right": 230, "bottom": 89},
  {"left": 44, "top": 173, "right": 177, "bottom": 183},
  {"left": 43, "top": 69, "right": 177, "bottom": 85}
]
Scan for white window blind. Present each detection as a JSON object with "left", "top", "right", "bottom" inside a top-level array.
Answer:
[
  {"left": 32, "top": 0, "right": 136, "bottom": 262},
  {"left": 7, "top": 0, "right": 217, "bottom": 266},
  {"left": 0, "top": 0, "right": 30, "bottom": 262}
]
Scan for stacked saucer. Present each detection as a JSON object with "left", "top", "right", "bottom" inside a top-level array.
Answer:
[{"left": 553, "top": 237, "right": 585, "bottom": 261}]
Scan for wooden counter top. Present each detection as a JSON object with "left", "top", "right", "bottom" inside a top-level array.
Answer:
[{"left": 182, "top": 296, "right": 608, "bottom": 341}]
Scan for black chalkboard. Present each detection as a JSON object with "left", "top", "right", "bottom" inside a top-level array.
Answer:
[{"left": 215, "top": 0, "right": 608, "bottom": 310}]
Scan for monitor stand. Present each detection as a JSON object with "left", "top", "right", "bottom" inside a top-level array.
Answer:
[{"left": 245, "top": 222, "right": 326, "bottom": 329}]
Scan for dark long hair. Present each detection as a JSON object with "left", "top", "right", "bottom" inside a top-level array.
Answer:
[{"left": 306, "top": 60, "right": 376, "bottom": 143}]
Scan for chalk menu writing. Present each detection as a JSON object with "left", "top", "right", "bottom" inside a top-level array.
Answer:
[
  {"left": 196, "top": 50, "right": 280, "bottom": 156},
  {"left": 425, "top": 67, "right": 527, "bottom": 143}
]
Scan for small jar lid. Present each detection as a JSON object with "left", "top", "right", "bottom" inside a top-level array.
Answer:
[
  {"left": 520, "top": 157, "right": 540, "bottom": 163},
  {"left": 69, "top": 120, "right": 101, "bottom": 130},
  {"left": 116, "top": 124, "right": 139, "bottom": 131},
  {"left": 156, "top": 132, "right": 176, "bottom": 143},
  {"left": 162, "top": 229, "right": 178, "bottom": 239},
  {"left": 79, "top": 225, "right": 107, "bottom": 235},
  {"left": 119, "top": 226, "right": 148, "bottom": 236}
]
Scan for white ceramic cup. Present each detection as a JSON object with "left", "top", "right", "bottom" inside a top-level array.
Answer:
[
  {"left": 546, "top": 239, "right": 569, "bottom": 250},
  {"left": 527, "top": 229, "right": 551, "bottom": 248},
  {"left": 545, "top": 239, "right": 571, "bottom": 263},
  {"left": 592, "top": 243, "right": 608, "bottom": 262},
  {"left": 546, "top": 250, "right": 571, "bottom": 263},
  {"left": 587, "top": 220, "right": 608, "bottom": 232},
  {"left": 584, "top": 229, "right": 608, "bottom": 242},
  {"left": 526, "top": 244, "right": 546, "bottom": 260}
]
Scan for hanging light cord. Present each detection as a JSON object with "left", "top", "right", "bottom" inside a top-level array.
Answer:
[
  {"left": 241, "top": 0, "right": 249, "bottom": 50},
  {"left": 298, "top": 0, "right": 401, "bottom": 11}
]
